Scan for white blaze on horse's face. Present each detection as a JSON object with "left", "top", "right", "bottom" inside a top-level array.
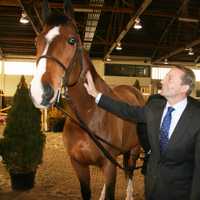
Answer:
[{"left": 30, "top": 26, "right": 60, "bottom": 109}]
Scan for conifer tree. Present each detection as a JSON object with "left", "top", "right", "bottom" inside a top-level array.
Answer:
[{"left": 0, "top": 75, "right": 45, "bottom": 173}]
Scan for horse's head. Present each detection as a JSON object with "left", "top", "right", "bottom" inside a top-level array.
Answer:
[{"left": 30, "top": 0, "right": 83, "bottom": 108}]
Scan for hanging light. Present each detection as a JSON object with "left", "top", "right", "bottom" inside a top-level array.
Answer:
[
  {"left": 20, "top": 10, "right": 29, "bottom": 24},
  {"left": 116, "top": 42, "right": 122, "bottom": 51},
  {"left": 188, "top": 48, "right": 194, "bottom": 56},
  {"left": 164, "top": 58, "right": 168, "bottom": 64},
  {"left": 134, "top": 18, "right": 142, "bottom": 30},
  {"left": 105, "top": 56, "right": 111, "bottom": 62}
]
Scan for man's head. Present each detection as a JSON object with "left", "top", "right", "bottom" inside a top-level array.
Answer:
[{"left": 160, "top": 66, "right": 195, "bottom": 101}]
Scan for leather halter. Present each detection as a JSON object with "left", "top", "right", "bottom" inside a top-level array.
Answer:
[{"left": 36, "top": 46, "right": 82, "bottom": 88}]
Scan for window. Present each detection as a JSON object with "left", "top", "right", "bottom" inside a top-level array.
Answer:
[
  {"left": 4, "top": 61, "right": 36, "bottom": 75},
  {"left": 105, "top": 64, "right": 150, "bottom": 77},
  {"left": 151, "top": 67, "right": 170, "bottom": 80}
]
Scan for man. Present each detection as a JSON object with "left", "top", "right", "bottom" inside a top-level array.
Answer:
[{"left": 84, "top": 66, "right": 200, "bottom": 200}]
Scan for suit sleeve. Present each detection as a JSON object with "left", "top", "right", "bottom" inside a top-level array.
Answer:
[
  {"left": 190, "top": 130, "right": 200, "bottom": 200},
  {"left": 98, "top": 94, "right": 146, "bottom": 123}
]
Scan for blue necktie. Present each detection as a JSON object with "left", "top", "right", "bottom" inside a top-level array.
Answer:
[{"left": 160, "top": 106, "right": 175, "bottom": 153}]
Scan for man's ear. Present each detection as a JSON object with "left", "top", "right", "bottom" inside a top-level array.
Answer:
[{"left": 182, "top": 84, "right": 189, "bottom": 94}]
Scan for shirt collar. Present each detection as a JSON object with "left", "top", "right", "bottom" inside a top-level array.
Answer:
[{"left": 166, "top": 97, "right": 187, "bottom": 111}]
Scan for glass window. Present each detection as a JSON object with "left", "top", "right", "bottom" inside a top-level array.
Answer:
[
  {"left": 105, "top": 64, "right": 150, "bottom": 77},
  {"left": 4, "top": 61, "right": 36, "bottom": 75}
]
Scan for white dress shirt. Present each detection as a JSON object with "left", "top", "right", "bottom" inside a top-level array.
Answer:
[{"left": 95, "top": 93, "right": 102, "bottom": 104}]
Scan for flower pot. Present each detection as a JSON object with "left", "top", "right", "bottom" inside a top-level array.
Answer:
[{"left": 9, "top": 171, "right": 36, "bottom": 190}]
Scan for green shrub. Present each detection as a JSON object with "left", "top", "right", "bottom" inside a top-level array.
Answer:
[{"left": 0, "top": 76, "right": 45, "bottom": 173}]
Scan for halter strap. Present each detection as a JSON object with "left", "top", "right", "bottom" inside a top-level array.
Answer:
[{"left": 36, "top": 46, "right": 83, "bottom": 87}]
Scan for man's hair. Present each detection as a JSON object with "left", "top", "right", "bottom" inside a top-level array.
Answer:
[{"left": 175, "top": 65, "right": 196, "bottom": 95}]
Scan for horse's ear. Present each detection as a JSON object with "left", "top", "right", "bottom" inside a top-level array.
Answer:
[
  {"left": 42, "top": 0, "right": 51, "bottom": 23},
  {"left": 64, "top": 0, "right": 75, "bottom": 19}
]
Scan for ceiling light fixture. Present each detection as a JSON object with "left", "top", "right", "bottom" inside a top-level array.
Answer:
[
  {"left": 105, "top": 56, "right": 111, "bottom": 62},
  {"left": 20, "top": 10, "right": 29, "bottom": 24},
  {"left": 116, "top": 42, "right": 122, "bottom": 51},
  {"left": 188, "top": 48, "right": 194, "bottom": 56},
  {"left": 164, "top": 58, "right": 168, "bottom": 64},
  {"left": 134, "top": 18, "right": 142, "bottom": 30}
]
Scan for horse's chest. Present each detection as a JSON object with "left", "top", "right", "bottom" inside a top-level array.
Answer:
[{"left": 69, "top": 139, "right": 102, "bottom": 165}]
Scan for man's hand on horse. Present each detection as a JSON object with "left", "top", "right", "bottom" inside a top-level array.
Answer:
[{"left": 84, "top": 71, "right": 99, "bottom": 98}]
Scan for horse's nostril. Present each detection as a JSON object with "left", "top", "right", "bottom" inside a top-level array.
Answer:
[{"left": 41, "top": 84, "right": 54, "bottom": 106}]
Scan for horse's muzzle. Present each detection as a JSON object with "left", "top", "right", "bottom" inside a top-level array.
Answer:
[{"left": 41, "top": 83, "right": 54, "bottom": 106}]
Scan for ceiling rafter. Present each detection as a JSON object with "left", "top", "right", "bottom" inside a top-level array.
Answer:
[
  {"left": 2, "top": 1, "right": 199, "bottom": 19},
  {"left": 18, "top": 0, "right": 42, "bottom": 35},
  {"left": 153, "top": 37, "right": 200, "bottom": 64},
  {"left": 0, "top": 47, "right": 4, "bottom": 58},
  {"left": 151, "top": 0, "right": 190, "bottom": 63},
  {"left": 104, "top": 0, "right": 152, "bottom": 59}
]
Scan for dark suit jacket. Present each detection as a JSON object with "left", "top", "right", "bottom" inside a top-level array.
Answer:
[{"left": 98, "top": 94, "right": 200, "bottom": 200}]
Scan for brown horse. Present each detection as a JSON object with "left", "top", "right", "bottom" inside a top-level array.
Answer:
[{"left": 30, "top": 1, "right": 145, "bottom": 199}]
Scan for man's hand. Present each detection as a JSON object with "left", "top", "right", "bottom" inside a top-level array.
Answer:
[{"left": 84, "top": 71, "right": 99, "bottom": 98}]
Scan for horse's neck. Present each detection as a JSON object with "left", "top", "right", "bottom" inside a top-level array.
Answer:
[{"left": 67, "top": 56, "right": 112, "bottom": 121}]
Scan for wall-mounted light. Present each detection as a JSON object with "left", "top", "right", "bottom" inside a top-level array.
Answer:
[
  {"left": 134, "top": 18, "right": 142, "bottom": 30},
  {"left": 20, "top": 10, "right": 29, "bottom": 24},
  {"left": 116, "top": 42, "right": 122, "bottom": 51},
  {"left": 164, "top": 58, "right": 168, "bottom": 64}
]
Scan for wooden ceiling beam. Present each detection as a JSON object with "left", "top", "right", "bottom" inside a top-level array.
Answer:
[
  {"left": 151, "top": 0, "right": 190, "bottom": 61},
  {"left": 153, "top": 37, "right": 200, "bottom": 63},
  {"left": 18, "top": 0, "right": 42, "bottom": 35},
  {"left": 0, "top": 0, "right": 19, "bottom": 7},
  {"left": 0, "top": 47, "right": 4, "bottom": 58},
  {"left": 0, "top": 1, "right": 198, "bottom": 19},
  {"left": 104, "top": 0, "right": 152, "bottom": 59}
]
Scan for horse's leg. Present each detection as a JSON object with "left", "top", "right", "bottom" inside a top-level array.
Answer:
[
  {"left": 100, "top": 161, "right": 116, "bottom": 200},
  {"left": 123, "top": 151, "right": 134, "bottom": 200},
  {"left": 70, "top": 158, "right": 91, "bottom": 200},
  {"left": 99, "top": 184, "right": 106, "bottom": 200},
  {"left": 124, "top": 146, "right": 140, "bottom": 200}
]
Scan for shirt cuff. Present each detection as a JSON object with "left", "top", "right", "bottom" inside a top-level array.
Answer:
[{"left": 95, "top": 93, "right": 102, "bottom": 104}]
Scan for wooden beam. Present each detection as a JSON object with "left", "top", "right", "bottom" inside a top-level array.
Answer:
[
  {"left": 104, "top": 0, "right": 152, "bottom": 59},
  {"left": 18, "top": 0, "right": 42, "bottom": 35},
  {"left": 151, "top": 0, "right": 190, "bottom": 61},
  {"left": 1, "top": 1, "right": 198, "bottom": 19},
  {"left": 0, "top": 47, "right": 4, "bottom": 58},
  {"left": 153, "top": 37, "right": 200, "bottom": 63},
  {"left": 0, "top": 0, "right": 19, "bottom": 6}
]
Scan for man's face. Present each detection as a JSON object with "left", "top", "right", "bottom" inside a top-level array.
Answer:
[{"left": 160, "top": 68, "right": 188, "bottom": 98}]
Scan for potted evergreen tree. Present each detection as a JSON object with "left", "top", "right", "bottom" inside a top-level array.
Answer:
[{"left": 0, "top": 76, "right": 45, "bottom": 190}]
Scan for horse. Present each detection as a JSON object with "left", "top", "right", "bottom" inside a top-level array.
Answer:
[{"left": 30, "top": 0, "right": 146, "bottom": 199}]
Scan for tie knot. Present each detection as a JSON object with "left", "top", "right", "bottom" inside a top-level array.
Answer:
[{"left": 167, "top": 106, "right": 174, "bottom": 114}]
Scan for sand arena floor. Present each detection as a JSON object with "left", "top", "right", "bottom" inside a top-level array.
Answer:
[{"left": 0, "top": 127, "right": 144, "bottom": 200}]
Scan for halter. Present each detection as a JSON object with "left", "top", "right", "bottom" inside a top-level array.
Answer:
[{"left": 36, "top": 45, "right": 83, "bottom": 88}]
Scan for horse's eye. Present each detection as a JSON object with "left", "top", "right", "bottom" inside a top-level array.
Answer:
[{"left": 68, "top": 37, "right": 77, "bottom": 45}]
